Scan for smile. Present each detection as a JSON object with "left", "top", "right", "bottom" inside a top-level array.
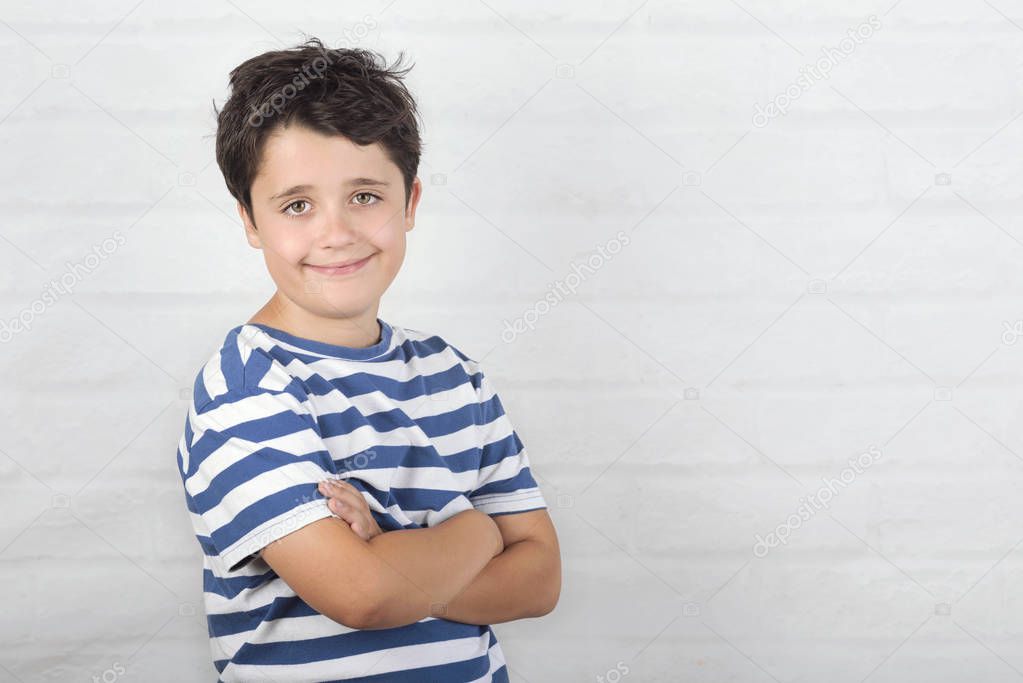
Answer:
[{"left": 304, "top": 254, "right": 374, "bottom": 276}]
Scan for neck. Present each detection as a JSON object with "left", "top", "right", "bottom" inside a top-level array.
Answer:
[{"left": 247, "top": 291, "right": 382, "bottom": 348}]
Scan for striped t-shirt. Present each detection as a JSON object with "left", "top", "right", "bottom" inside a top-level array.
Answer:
[{"left": 175, "top": 318, "right": 547, "bottom": 682}]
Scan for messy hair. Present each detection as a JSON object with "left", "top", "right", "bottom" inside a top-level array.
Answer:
[{"left": 213, "top": 37, "right": 422, "bottom": 221}]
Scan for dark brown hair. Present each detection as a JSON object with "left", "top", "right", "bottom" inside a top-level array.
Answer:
[{"left": 213, "top": 37, "right": 422, "bottom": 222}]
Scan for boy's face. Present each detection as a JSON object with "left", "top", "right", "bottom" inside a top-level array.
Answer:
[{"left": 238, "top": 123, "right": 421, "bottom": 328}]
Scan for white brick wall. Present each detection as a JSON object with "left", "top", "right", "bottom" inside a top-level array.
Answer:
[{"left": 0, "top": 1, "right": 1021, "bottom": 681}]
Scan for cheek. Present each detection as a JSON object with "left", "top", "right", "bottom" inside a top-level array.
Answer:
[
  {"left": 371, "top": 218, "right": 407, "bottom": 253},
  {"left": 262, "top": 230, "right": 309, "bottom": 265},
  {"left": 375, "top": 236, "right": 406, "bottom": 271}
]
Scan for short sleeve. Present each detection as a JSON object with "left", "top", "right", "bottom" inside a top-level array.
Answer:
[
  {"left": 467, "top": 365, "right": 547, "bottom": 516},
  {"left": 181, "top": 385, "right": 336, "bottom": 572}
]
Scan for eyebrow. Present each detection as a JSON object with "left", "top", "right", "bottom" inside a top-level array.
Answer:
[{"left": 269, "top": 178, "right": 391, "bottom": 202}]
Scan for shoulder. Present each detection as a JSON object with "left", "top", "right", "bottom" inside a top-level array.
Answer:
[
  {"left": 189, "top": 324, "right": 310, "bottom": 413},
  {"left": 392, "top": 323, "right": 485, "bottom": 379}
]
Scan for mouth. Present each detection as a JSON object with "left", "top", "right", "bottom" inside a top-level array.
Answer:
[{"left": 304, "top": 254, "right": 374, "bottom": 276}]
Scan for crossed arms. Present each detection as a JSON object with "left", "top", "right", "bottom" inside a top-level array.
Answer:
[{"left": 260, "top": 504, "right": 562, "bottom": 630}]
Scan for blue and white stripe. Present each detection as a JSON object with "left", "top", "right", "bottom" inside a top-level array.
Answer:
[{"left": 176, "top": 318, "right": 545, "bottom": 681}]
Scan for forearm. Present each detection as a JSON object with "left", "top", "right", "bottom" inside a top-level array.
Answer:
[
  {"left": 443, "top": 538, "right": 561, "bottom": 625},
  {"left": 361, "top": 509, "right": 503, "bottom": 629}
]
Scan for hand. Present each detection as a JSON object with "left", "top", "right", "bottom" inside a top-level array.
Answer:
[
  {"left": 488, "top": 517, "right": 505, "bottom": 558},
  {"left": 317, "top": 477, "right": 383, "bottom": 541},
  {"left": 473, "top": 508, "right": 505, "bottom": 559}
]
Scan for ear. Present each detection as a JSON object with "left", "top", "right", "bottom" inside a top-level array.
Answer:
[
  {"left": 237, "top": 201, "right": 261, "bottom": 248},
  {"left": 404, "top": 176, "right": 422, "bottom": 232}
]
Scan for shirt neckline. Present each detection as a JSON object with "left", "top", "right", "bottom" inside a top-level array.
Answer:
[{"left": 243, "top": 318, "right": 395, "bottom": 361}]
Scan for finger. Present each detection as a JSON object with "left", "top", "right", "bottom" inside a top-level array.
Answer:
[
  {"left": 329, "top": 501, "right": 370, "bottom": 540},
  {"left": 322, "top": 489, "right": 359, "bottom": 512},
  {"left": 328, "top": 497, "right": 354, "bottom": 520},
  {"left": 318, "top": 481, "right": 360, "bottom": 505},
  {"left": 324, "top": 483, "right": 371, "bottom": 511},
  {"left": 321, "top": 478, "right": 359, "bottom": 496},
  {"left": 335, "top": 481, "right": 368, "bottom": 503},
  {"left": 326, "top": 476, "right": 359, "bottom": 493}
]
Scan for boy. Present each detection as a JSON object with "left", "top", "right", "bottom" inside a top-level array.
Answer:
[{"left": 176, "top": 37, "right": 561, "bottom": 682}]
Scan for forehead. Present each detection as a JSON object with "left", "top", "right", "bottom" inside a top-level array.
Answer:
[{"left": 253, "top": 123, "right": 397, "bottom": 189}]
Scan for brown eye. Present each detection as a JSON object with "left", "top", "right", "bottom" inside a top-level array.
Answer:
[
  {"left": 283, "top": 200, "right": 309, "bottom": 216},
  {"left": 354, "top": 193, "right": 380, "bottom": 206}
]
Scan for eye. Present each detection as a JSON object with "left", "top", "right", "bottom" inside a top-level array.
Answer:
[
  {"left": 353, "top": 192, "right": 381, "bottom": 206},
  {"left": 282, "top": 199, "right": 310, "bottom": 217}
]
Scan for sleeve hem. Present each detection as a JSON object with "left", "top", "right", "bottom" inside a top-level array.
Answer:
[
  {"left": 469, "top": 488, "right": 547, "bottom": 516},
  {"left": 488, "top": 506, "right": 548, "bottom": 517},
  {"left": 220, "top": 499, "right": 335, "bottom": 572}
]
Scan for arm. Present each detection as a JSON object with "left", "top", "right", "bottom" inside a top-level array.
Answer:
[
  {"left": 362, "top": 508, "right": 505, "bottom": 628},
  {"left": 261, "top": 507, "right": 503, "bottom": 630},
  {"left": 442, "top": 509, "right": 561, "bottom": 625}
]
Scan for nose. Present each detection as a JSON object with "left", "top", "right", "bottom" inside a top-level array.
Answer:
[{"left": 317, "top": 204, "right": 361, "bottom": 248}]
